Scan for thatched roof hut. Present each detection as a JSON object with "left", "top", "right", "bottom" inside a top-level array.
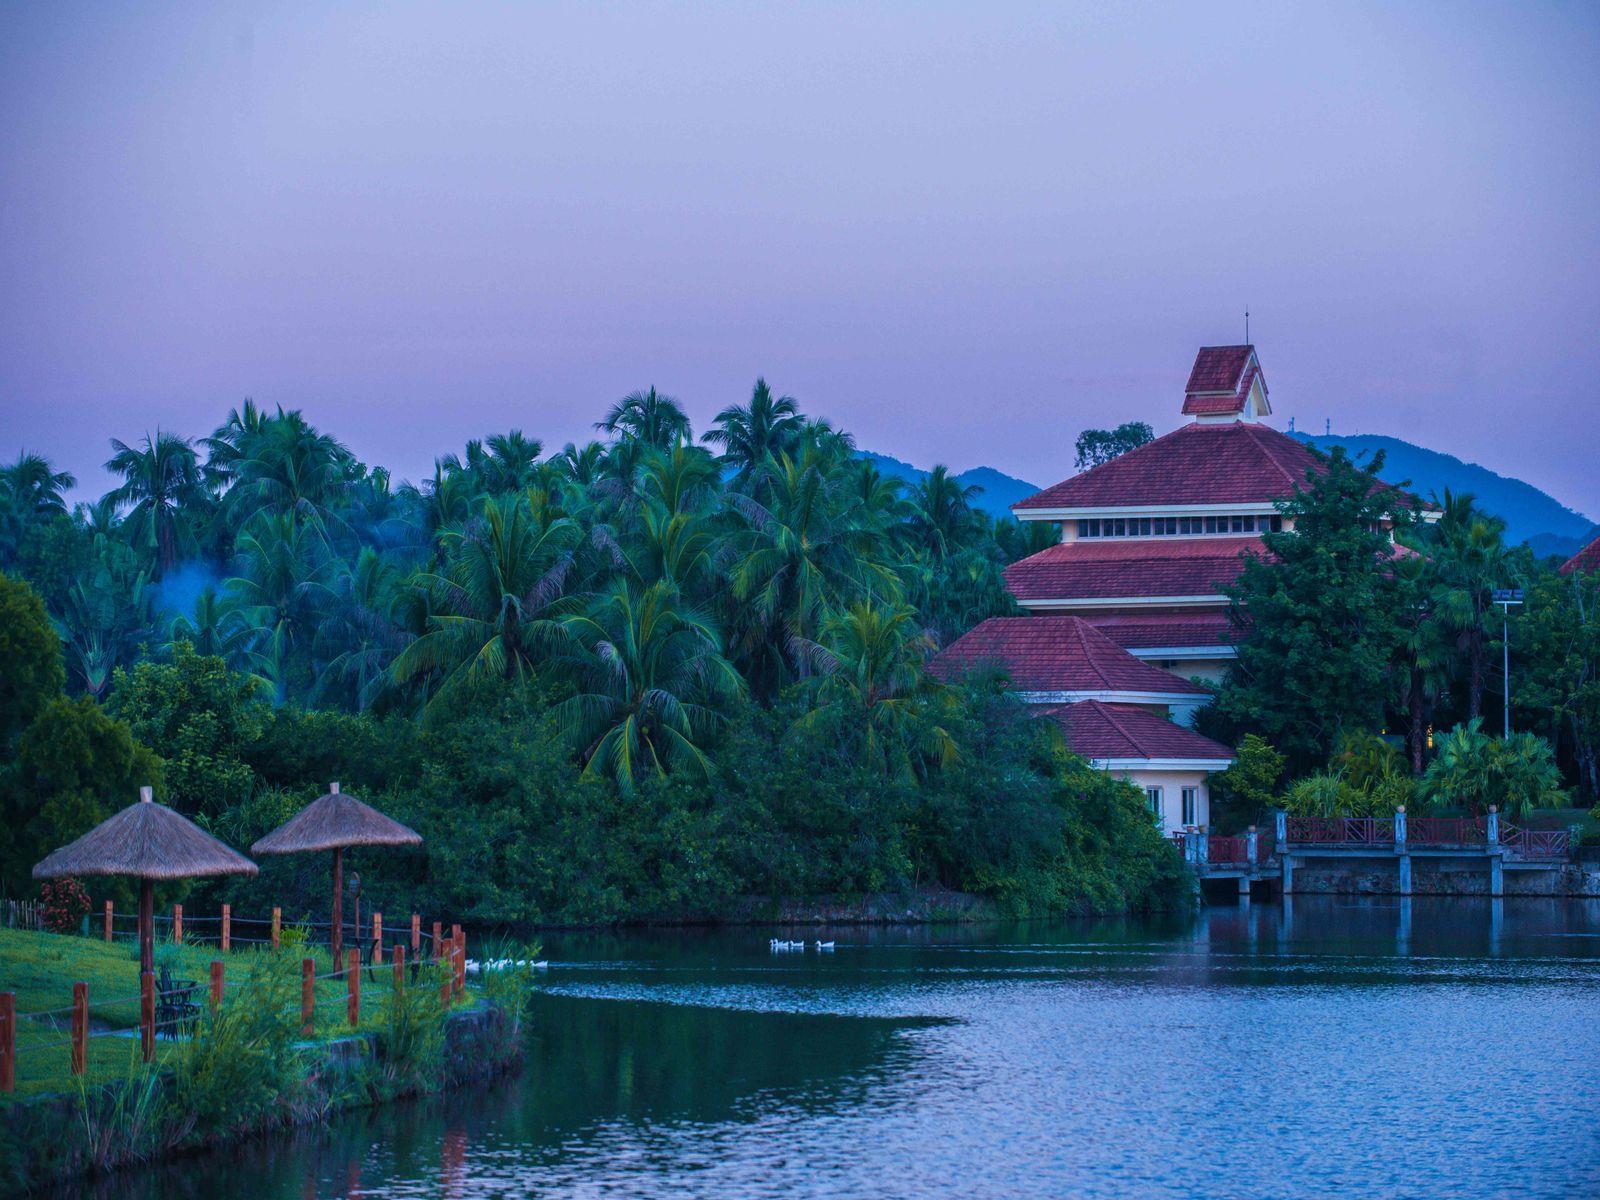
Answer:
[
  {"left": 33, "top": 786, "right": 257, "bottom": 976},
  {"left": 251, "top": 782, "right": 422, "bottom": 855},
  {"left": 251, "top": 783, "right": 421, "bottom": 971},
  {"left": 35, "top": 789, "right": 259, "bottom": 882}
]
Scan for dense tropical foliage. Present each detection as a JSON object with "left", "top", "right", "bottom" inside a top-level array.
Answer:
[
  {"left": 1202, "top": 447, "right": 1596, "bottom": 826},
  {"left": 0, "top": 389, "right": 1186, "bottom": 920}
]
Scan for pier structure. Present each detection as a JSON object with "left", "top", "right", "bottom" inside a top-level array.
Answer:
[{"left": 1175, "top": 807, "right": 1576, "bottom": 897}]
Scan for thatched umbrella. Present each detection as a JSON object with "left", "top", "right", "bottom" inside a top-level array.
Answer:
[
  {"left": 251, "top": 783, "right": 422, "bottom": 971},
  {"left": 34, "top": 786, "right": 259, "bottom": 977}
]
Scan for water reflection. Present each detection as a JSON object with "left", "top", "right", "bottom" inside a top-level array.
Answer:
[{"left": 59, "top": 897, "right": 1600, "bottom": 1200}]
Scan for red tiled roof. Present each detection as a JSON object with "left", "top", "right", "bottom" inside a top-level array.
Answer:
[
  {"left": 929, "top": 615, "right": 1207, "bottom": 695},
  {"left": 1183, "top": 346, "right": 1264, "bottom": 417},
  {"left": 1184, "top": 345, "right": 1254, "bottom": 394},
  {"left": 1083, "top": 611, "right": 1236, "bottom": 650},
  {"left": 1041, "top": 700, "right": 1234, "bottom": 763},
  {"left": 1014, "top": 421, "right": 1322, "bottom": 511},
  {"left": 1561, "top": 531, "right": 1600, "bottom": 575},
  {"left": 1004, "top": 537, "right": 1266, "bottom": 601}
]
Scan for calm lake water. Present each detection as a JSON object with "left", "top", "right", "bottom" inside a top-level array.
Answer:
[{"left": 67, "top": 897, "right": 1600, "bottom": 1199}]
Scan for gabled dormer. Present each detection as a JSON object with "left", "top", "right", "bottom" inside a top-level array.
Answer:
[{"left": 1181, "top": 344, "right": 1270, "bottom": 423}]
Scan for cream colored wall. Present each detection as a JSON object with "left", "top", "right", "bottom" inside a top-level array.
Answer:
[{"left": 1109, "top": 767, "right": 1211, "bottom": 837}]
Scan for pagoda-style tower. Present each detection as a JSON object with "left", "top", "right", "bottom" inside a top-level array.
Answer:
[{"left": 1005, "top": 345, "right": 1325, "bottom": 684}]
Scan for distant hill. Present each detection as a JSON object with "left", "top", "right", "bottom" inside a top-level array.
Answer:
[
  {"left": 858, "top": 452, "right": 1039, "bottom": 520},
  {"left": 1297, "top": 433, "right": 1596, "bottom": 557}
]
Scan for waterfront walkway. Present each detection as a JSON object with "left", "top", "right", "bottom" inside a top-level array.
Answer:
[{"left": 1174, "top": 808, "right": 1578, "bottom": 896}]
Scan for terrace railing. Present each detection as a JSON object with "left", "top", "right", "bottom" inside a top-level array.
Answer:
[
  {"left": 1275, "top": 809, "right": 1572, "bottom": 862},
  {"left": 1284, "top": 816, "right": 1394, "bottom": 846}
]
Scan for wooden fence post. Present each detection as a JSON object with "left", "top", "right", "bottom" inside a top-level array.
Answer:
[
  {"left": 373, "top": 912, "right": 382, "bottom": 959},
  {"left": 411, "top": 913, "right": 420, "bottom": 954},
  {"left": 209, "top": 960, "right": 224, "bottom": 1008},
  {"left": 71, "top": 981, "right": 87, "bottom": 1077},
  {"left": 432, "top": 921, "right": 442, "bottom": 961},
  {"left": 221, "top": 904, "right": 231, "bottom": 952},
  {"left": 455, "top": 930, "right": 466, "bottom": 996},
  {"left": 140, "top": 971, "right": 155, "bottom": 1062},
  {"left": 301, "top": 958, "right": 315, "bottom": 1036},
  {"left": 271, "top": 907, "right": 281, "bottom": 950},
  {"left": 392, "top": 945, "right": 405, "bottom": 992},
  {"left": 347, "top": 949, "right": 360, "bottom": 1026},
  {"left": 0, "top": 992, "right": 14, "bottom": 1093},
  {"left": 172, "top": 904, "right": 183, "bottom": 945},
  {"left": 440, "top": 964, "right": 452, "bottom": 1007},
  {"left": 104, "top": 900, "right": 113, "bottom": 943}
]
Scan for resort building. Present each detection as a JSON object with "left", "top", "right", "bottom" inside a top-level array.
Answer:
[
  {"left": 1561, "top": 531, "right": 1600, "bottom": 574},
  {"left": 929, "top": 615, "right": 1234, "bottom": 835},
  {"left": 934, "top": 343, "right": 1429, "bottom": 835},
  {"left": 1007, "top": 344, "right": 1326, "bottom": 685}
]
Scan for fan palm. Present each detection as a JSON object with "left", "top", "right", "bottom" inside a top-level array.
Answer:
[
  {"left": 554, "top": 578, "right": 743, "bottom": 790},
  {"left": 104, "top": 430, "right": 207, "bottom": 575}
]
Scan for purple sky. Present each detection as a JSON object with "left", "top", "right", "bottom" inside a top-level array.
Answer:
[{"left": 3, "top": 3, "right": 1597, "bottom": 517}]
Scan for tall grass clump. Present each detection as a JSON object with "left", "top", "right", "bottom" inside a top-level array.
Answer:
[
  {"left": 163, "top": 951, "right": 306, "bottom": 1143},
  {"left": 372, "top": 959, "right": 451, "bottom": 1094}
]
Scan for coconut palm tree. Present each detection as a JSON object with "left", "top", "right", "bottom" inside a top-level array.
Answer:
[
  {"left": 796, "top": 600, "right": 955, "bottom": 780},
  {"left": 222, "top": 407, "right": 355, "bottom": 537},
  {"left": 0, "top": 452, "right": 75, "bottom": 515},
  {"left": 554, "top": 578, "right": 743, "bottom": 790},
  {"left": 702, "top": 378, "right": 803, "bottom": 488},
  {"left": 481, "top": 430, "right": 544, "bottom": 494},
  {"left": 165, "top": 585, "right": 252, "bottom": 667},
  {"left": 1391, "top": 554, "right": 1453, "bottom": 773},
  {"left": 389, "top": 494, "right": 582, "bottom": 711},
  {"left": 1432, "top": 492, "right": 1512, "bottom": 720},
  {"left": 315, "top": 547, "right": 408, "bottom": 709},
  {"left": 226, "top": 511, "right": 337, "bottom": 702},
  {"left": 104, "top": 431, "right": 207, "bottom": 576},
  {"left": 908, "top": 465, "right": 982, "bottom": 561},
  {"left": 726, "top": 445, "right": 904, "bottom": 697},
  {"left": 595, "top": 386, "right": 692, "bottom": 449}
]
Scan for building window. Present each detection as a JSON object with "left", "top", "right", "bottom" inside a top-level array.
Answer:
[
  {"left": 1077, "top": 514, "right": 1277, "bottom": 540},
  {"left": 1145, "top": 786, "right": 1163, "bottom": 818},
  {"left": 1181, "top": 786, "right": 1199, "bottom": 826}
]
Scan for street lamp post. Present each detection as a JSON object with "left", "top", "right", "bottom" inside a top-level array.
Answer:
[{"left": 1491, "top": 588, "right": 1524, "bottom": 738}]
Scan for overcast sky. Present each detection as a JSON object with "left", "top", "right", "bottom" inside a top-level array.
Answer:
[{"left": 3, "top": 2, "right": 1596, "bottom": 517}]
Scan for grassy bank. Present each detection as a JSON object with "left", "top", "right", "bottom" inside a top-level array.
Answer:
[{"left": 0, "top": 927, "right": 534, "bottom": 1193}]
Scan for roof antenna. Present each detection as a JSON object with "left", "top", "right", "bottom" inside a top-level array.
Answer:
[{"left": 1244, "top": 307, "right": 1250, "bottom": 344}]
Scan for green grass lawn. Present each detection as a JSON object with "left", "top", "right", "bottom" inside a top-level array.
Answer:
[{"left": 1, "top": 927, "right": 461, "bottom": 1099}]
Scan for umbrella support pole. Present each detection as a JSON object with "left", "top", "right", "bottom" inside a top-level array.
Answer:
[
  {"left": 139, "top": 878, "right": 153, "bottom": 979},
  {"left": 331, "top": 846, "right": 343, "bottom": 975}
]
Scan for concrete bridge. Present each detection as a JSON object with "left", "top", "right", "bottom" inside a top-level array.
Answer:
[{"left": 1174, "top": 807, "right": 1577, "bottom": 897}]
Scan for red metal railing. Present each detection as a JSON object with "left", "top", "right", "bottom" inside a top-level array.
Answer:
[
  {"left": 1406, "top": 817, "right": 1486, "bottom": 845},
  {"left": 1207, "top": 836, "right": 1248, "bottom": 864},
  {"left": 1284, "top": 817, "right": 1394, "bottom": 845},
  {"left": 1501, "top": 823, "right": 1569, "bottom": 859}
]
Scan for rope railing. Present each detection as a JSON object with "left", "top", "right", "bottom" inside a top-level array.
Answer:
[{"left": 3, "top": 906, "right": 468, "bottom": 1094}]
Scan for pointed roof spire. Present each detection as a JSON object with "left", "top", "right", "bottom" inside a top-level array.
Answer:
[{"left": 1182, "top": 345, "right": 1270, "bottom": 421}]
